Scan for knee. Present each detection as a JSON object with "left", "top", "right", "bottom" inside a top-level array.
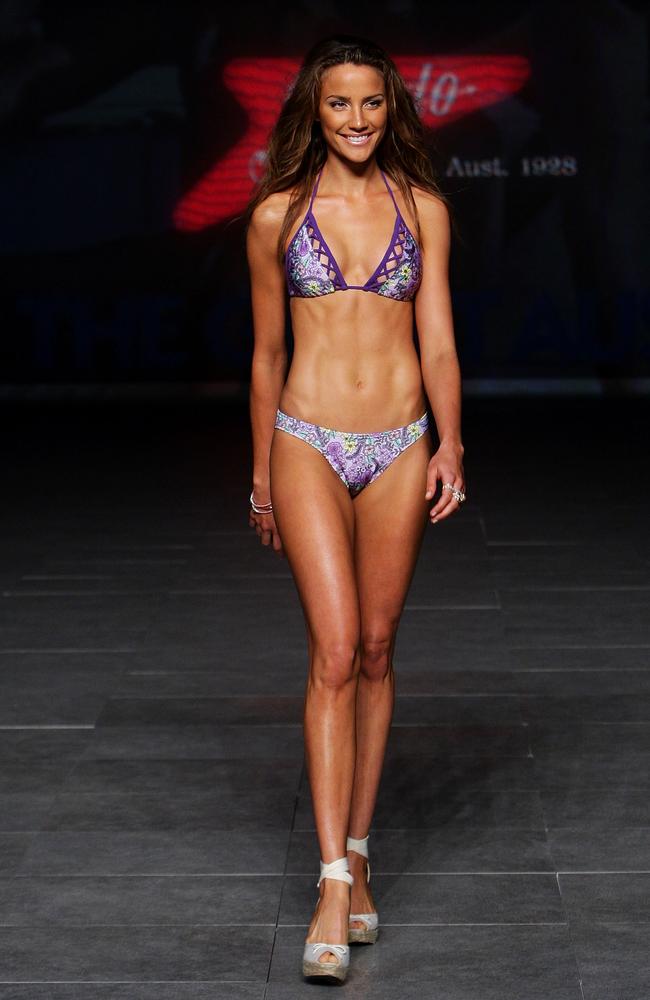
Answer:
[
  {"left": 360, "top": 633, "right": 394, "bottom": 683},
  {"left": 311, "top": 640, "right": 359, "bottom": 690}
]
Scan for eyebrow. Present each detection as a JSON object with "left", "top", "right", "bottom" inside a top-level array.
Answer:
[{"left": 325, "top": 93, "right": 385, "bottom": 101}]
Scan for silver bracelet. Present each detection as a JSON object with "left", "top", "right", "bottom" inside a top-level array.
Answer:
[{"left": 250, "top": 490, "right": 273, "bottom": 514}]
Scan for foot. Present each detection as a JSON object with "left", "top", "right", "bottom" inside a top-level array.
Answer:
[
  {"left": 304, "top": 877, "right": 351, "bottom": 964},
  {"left": 347, "top": 849, "right": 376, "bottom": 930}
]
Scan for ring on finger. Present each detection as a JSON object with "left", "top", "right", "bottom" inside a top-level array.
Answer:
[{"left": 442, "top": 482, "right": 466, "bottom": 504}]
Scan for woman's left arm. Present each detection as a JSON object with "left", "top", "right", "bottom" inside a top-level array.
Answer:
[{"left": 413, "top": 190, "right": 466, "bottom": 522}]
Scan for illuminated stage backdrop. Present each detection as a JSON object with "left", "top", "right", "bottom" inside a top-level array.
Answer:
[
  {"left": 173, "top": 55, "right": 531, "bottom": 231},
  {"left": 0, "top": 2, "right": 648, "bottom": 388}
]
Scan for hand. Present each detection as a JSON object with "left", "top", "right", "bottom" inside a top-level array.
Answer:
[
  {"left": 424, "top": 441, "right": 466, "bottom": 524},
  {"left": 248, "top": 507, "right": 285, "bottom": 556}
]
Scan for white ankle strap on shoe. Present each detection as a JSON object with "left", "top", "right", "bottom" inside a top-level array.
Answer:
[
  {"left": 347, "top": 834, "right": 371, "bottom": 880},
  {"left": 317, "top": 855, "right": 353, "bottom": 887},
  {"left": 346, "top": 834, "right": 369, "bottom": 858}
]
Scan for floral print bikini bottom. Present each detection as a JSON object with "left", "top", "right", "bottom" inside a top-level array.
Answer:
[{"left": 274, "top": 409, "right": 429, "bottom": 497}]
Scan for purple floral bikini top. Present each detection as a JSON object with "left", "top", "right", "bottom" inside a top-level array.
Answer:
[{"left": 285, "top": 167, "right": 422, "bottom": 301}]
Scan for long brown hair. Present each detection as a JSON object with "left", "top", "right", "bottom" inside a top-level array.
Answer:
[{"left": 245, "top": 34, "right": 451, "bottom": 261}]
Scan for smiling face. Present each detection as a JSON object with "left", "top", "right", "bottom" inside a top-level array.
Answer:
[{"left": 317, "top": 62, "right": 388, "bottom": 163}]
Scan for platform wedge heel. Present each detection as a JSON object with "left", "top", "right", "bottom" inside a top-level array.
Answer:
[
  {"left": 302, "top": 856, "right": 353, "bottom": 983},
  {"left": 347, "top": 834, "right": 379, "bottom": 944}
]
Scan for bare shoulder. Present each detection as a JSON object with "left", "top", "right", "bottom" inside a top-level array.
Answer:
[
  {"left": 411, "top": 185, "right": 451, "bottom": 229},
  {"left": 249, "top": 191, "right": 293, "bottom": 238},
  {"left": 246, "top": 191, "right": 294, "bottom": 266}
]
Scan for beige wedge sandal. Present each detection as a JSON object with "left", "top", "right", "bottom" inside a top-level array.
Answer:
[
  {"left": 347, "top": 834, "right": 379, "bottom": 944},
  {"left": 302, "top": 856, "right": 353, "bottom": 982}
]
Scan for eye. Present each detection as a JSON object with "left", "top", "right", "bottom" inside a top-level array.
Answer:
[
  {"left": 366, "top": 99, "right": 383, "bottom": 108},
  {"left": 329, "top": 100, "right": 347, "bottom": 110}
]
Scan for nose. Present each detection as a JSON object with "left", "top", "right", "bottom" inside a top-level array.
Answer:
[{"left": 349, "top": 106, "right": 368, "bottom": 130}]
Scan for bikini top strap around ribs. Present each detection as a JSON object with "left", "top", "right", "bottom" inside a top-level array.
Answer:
[{"left": 284, "top": 166, "right": 423, "bottom": 301}]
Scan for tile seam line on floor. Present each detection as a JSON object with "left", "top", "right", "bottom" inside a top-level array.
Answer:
[
  {"left": 293, "top": 827, "right": 650, "bottom": 833},
  {"left": 283, "top": 869, "right": 650, "bottom": 876},
  {"left": 511, "top": 668, "right": 650, "bottom": 673},
  {"left": 0, "top": 650, "right": 139, "bottom": 654},
  {"left": 508, "top": 586, "right": 650, "bottom": 591},
  {"left": 509, "top": 645, "right": 650, "bottom": 649},
  {"left": 404, "top": 605, "right": 502, "bottom": 610},
  {"left": 560, "top": 876, "right": 588, "bottom": 1000},
  {"left": 0, "top": 725, "right": 96, "bottom": 730},
  {"left": 2, "top": 591, "right": 171, "bottom": 597},
  {"left": 0, "top": 922, "right": 279, "bottom": 928},
  {"left": 120, "top": 668, "right": 650, "bottom": 676},
  {"left": 545, "top": 721, "right": 650, "bottom": 726},
  {"left": 292, "top": 827, "right": 552, "bottom": 833},
  {"left": 279, "top": 921, "right": 571, "bottom": 927},
  {"left": 400, "top": 693, "right": 523, "bottom": 699},
  {"left": 24, "top": 560, "right": 191, "bottom": 565},
  {"left": 4, "top": 589, "right": 296, "bottom": 596},
  {"left": 91, "top": 722, "right": 305, "bottom": 728},
  {"left": 558, "top": 869, "right": 650, "bottom": 874},
  {"left": 370, "top": 722, "right": 529, "bottom": 727},
  {"left": 486, "top": 541, "right": 583, "bottom": 546},
  {"left": 11, "top": 869, "right": 650, "bottom": 877},
  {"left": 14, "top": 827, "right": 638, "bottom": 835},
  {"left": 98, "top": 694, "right": 525, "bottom": 700},
  {"left": 0, "top": 981, "right": 264, "bottom": 985},
  {"left": 264, "top": 761, "right": 303, "bottom": 988},
  {"left": 8, "top": 872, "right": 294, "bottom": 879}
]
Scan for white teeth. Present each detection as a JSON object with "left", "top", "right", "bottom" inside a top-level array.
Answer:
[{"left": 342, "top": 134, "right": 371, "bottom": 144}]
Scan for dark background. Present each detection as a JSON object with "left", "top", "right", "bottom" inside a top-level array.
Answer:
[{"left": 1, "top": 0, "right": 648, "bottom": 391}]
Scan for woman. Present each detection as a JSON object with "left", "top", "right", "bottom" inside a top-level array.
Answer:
[{"left": 245, "top": 35, "right": 465, "bottom": 983}]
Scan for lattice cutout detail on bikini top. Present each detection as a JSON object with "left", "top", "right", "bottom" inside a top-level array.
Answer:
[
  {"left": 373, "top": 221, "right": 407, "bottom": 286},
  {"left": 372, "top": 218, "right": 421, "bottom": 299},
  {"left": 285, "top": 218, "right": 338, "bottom": 297},
  {"left": 305, "top": 218, "right": 341, "bottom": 285}
]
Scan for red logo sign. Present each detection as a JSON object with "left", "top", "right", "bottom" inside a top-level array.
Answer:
[{"left": 174, "top": 55, "right": 530, "bottom": 231}]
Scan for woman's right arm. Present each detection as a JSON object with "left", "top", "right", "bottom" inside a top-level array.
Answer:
[{"left": 246, "top": 197, "right": 289, "bottom": 553}]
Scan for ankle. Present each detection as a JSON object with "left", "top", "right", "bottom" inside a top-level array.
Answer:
[
  {"left": 346, "top": 850, "right": 367, "bottom": 868},
  {"left": 319, "top": 878, "right": 352, "bottom": 899}
]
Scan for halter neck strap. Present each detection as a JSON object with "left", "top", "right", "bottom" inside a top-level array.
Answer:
[
  {"left": 308, "top": 167, "right": 324, "bottom": 210},
  {"left": 379, "top": 168, "right": 400, "bottom": 211}
]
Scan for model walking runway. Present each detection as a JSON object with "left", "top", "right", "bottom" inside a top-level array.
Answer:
[{"left": 0, "top": 395, "right": 647, "bottom": 997}]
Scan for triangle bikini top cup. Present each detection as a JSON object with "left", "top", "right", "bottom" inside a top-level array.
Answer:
[{"left": 284, "top": 167, "right": 423, "bottom": 301}]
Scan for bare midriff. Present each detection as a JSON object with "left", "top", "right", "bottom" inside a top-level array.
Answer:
[{"left": 279, "top": 291, "right": 427, "bottom": 433}]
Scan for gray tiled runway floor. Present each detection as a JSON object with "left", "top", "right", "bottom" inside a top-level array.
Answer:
[{"left": 0, "top": 396, "right": 648, "bottom": 999}]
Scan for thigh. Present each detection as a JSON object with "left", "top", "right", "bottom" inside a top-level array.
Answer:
[
  {"left": 353, "top": 430, "right": 432, "bottom": 640},
  {"left": 270, "top": 428, "right": 360, "bottom": 644}
]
